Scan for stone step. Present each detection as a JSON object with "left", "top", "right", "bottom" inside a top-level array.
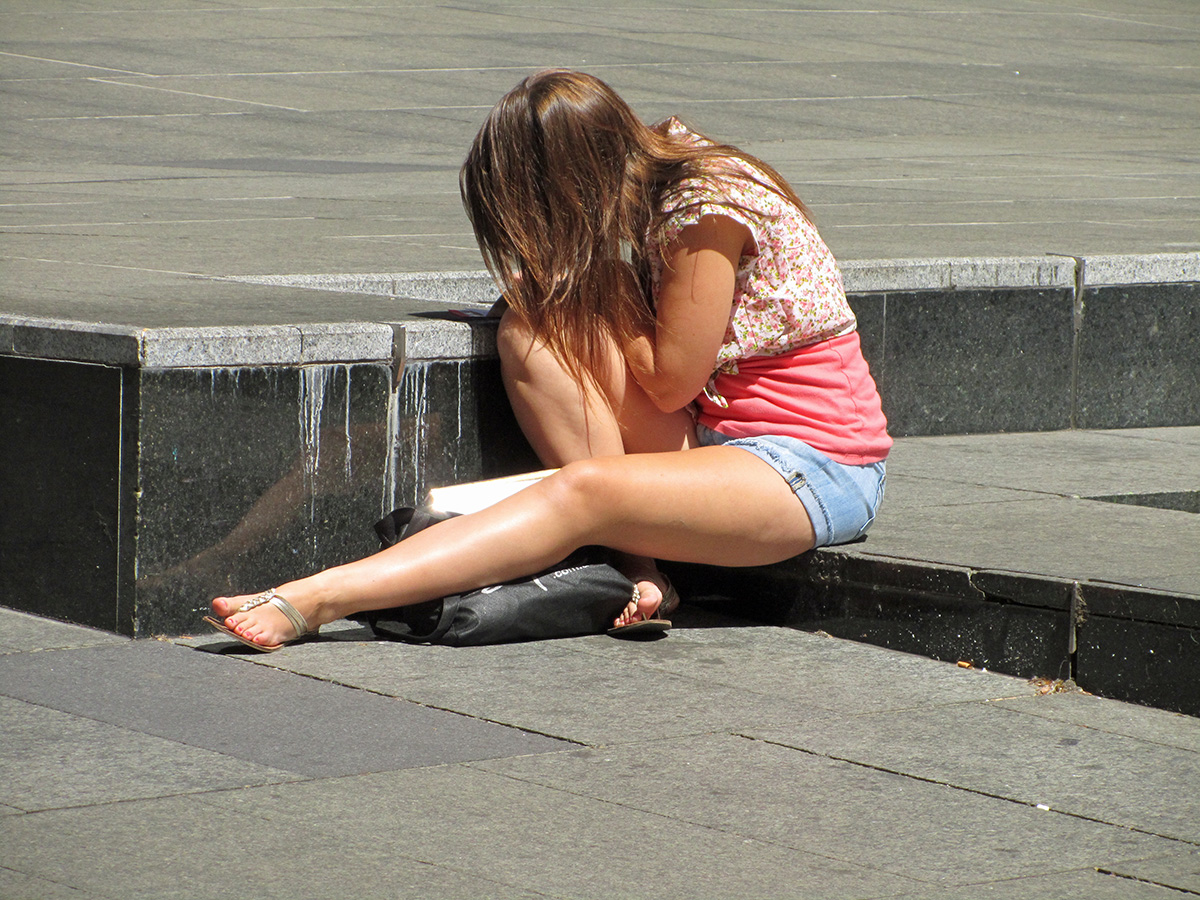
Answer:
[{"left": 2, "top": 255, "right": 1197, "bottom": 714}]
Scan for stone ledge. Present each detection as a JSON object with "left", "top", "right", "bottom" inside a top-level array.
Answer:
[
  {"left": 396, "top": 317, "right": 497, "bottom": 361},
  {"left": 839, "top": 256, "right": 1075, "bottom": 292},
  {"left": 3, "top": 317, "right": 143, "bottom": 367},
  {"left": 4, "top": 252, "right": 1196, "bottom": 369},
  {"left": 0, "top": 317, "right": 400, "bottom": 368},
  {"left": 1082, "top": 252, "right": 1200, "bottom": 286}
]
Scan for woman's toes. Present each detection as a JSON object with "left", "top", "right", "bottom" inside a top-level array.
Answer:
[
  {"left": 613, "top": 582, "right": 666, "bottom": 628},
  {"left": 634, "top": 579, "right": 664, "bottom": 620},
  {"left": 613, "top": 598, "right": 637, "bottom": 628},
  {"left": 212, "top": 593, "right": 255, "bottom": 618}
]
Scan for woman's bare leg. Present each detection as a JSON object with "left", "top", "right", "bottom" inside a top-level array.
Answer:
[
  {"left": 496, "top": 309, "right": 693, "bottom": 624},
  {"left": 213, "top": 446, "right": 816, "bottom": 647}
]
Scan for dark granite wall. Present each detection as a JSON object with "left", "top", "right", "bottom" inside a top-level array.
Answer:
[
  {"left": 0, "top": 357, "right": 133, "bottom": 633},
  {"left": 391, "top": 358, "right": 538, "bottom": 509},
  {"left": 849, "top": 288, "right": 1076, "bottom": 437},
  {"left": 1075, "top": 282, "right": 1200, "bottom": 428},
  {"left": 134, "top": 364, "right": 394, "bottom": 636},
  {"left": 1, "top": 360, "right": 399, "bottom": 635},
  {"left": 849, "top": 282, "right": 1200, "bottom": 435}
]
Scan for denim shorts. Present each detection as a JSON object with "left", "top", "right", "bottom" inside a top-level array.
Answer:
[{"left": 696, "top": 423, "right": 887, "bottom": 548}]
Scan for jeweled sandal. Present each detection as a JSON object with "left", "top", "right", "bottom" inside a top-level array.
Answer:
[{"left": 203, "top": 588, "right": 316, "bottom": 653}]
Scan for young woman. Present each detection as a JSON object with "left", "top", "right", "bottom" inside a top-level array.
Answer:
[{"left": 207, "top": 70, "right": 890, "bottom": 651}]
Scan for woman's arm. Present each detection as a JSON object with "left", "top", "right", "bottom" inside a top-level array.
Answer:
[{"left": 625, "top": 213, "right": 751, "bottom": 412}]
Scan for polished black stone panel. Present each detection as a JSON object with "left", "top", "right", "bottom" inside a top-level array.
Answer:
[
  {"left": 847, "top": 293, "right": 886, "bottom": 382},
  {"left": 1076, "top": 614, "right": 1200, "bottom": 717},
  {"left": 392, "top": 358, "right": 539, "bottom": 508},
  {"left": 847, "top": 293, "right": 889, "bottom": 429},
  {"left": 1, "top": 352, "right": 534, "bottom": 638},
  {"left": 0, "top": 357, "right": 134, "bottom": 633},
  {"left": 805, "top": 587, "right": 1073, "bottom": 680},
  {"left": 134, "top": 364, "right": 393, "bottom": 636},
  {"left": 474, "top": 359, "right": 543, "bottom": 478},
  {"left": 877, "top": 288, "right": 1074, "bottom": 436},
  {"left": 1076, "top": 282, "right": 1200, "bottom": 429},
  {"left": 661, "top": 558, "right": 821, "bottom": 626},
  {"left": 799, "top": 556, "right": 1074, "bottom": 678},
  {"left": 1081, "top": 582, "right": 1200, "bottom": 630}
]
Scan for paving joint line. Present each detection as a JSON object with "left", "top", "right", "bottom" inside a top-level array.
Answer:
[
  {"left": 1094, "top": 867, "right": 1200, "bottom": 896},
  {"left": 224, "top": 649, "right": 591, "bottom": 746},
  {"left": 464, "top": 758, "right": 934, "bottom": 883},
  {"left": 3, "top": 772, "right": 318, "bottom": 819},
  {"left": 991, "top": 700, "right": 1200, "bottom": 754},
  {"left": 0, "top": 865, "right": 108, "bottom": 900},
  {"left": 738, "top": 733, "right": 1200, "bottom": 848}
]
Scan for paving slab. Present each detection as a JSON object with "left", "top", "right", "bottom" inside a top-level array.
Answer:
[
  {"left": 863, "top": 495, "right": 1200, "bottom": 590},
  {"left": 474, "top": 732, "right": 1180, "bottom": 886},
  {"left": 0, "top": 695, "right": 295, "bottom": 813},
  {"left": 183, "top": 765, "right": 920, "bottom": 900},
  {"left": 745, "top": 700, "right": 1200, "bottom": 843},
  {"left": 200, "top": 630, "right": 818, "bottom": 747},
  {"left": 0, "top": 792, "right": 549, "bottom": 900},
  {"left": 0, "top": 607, "right": 128, "bottom": 655},
  {"left": 4, "top": 1, "right": 1199, "bottom": 327},
  {"left": 891, "top": 867, "right": 1186, "bottom": 899},
  {"left": 0, "top": 640, "right": 563, "bottom": 778},
  {"left": 883, "top": 430, "right": 1200, "bottom": 498},
  {"left": 202, "top": 624, "right": 1040, "bottom": 746},
  {"left": 4, "top": 609, "right": 1198, "bottom": 899},
  {"left": 992, "top": 692, "right": 1200, "bottom": 754}
]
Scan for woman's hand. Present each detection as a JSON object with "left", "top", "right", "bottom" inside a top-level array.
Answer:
[{"left": 625, "top": 213, "right": 751, "bottom": 411}]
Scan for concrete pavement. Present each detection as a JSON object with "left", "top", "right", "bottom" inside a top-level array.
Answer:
[{"left": 3, "top": 602, "right": 1199, "bottom": 899}]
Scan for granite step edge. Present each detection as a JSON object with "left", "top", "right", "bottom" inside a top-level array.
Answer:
[{"left": 4, "top": 252, "right": 1197, "bottom": 367}]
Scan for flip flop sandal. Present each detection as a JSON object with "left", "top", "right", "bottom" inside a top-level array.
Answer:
[
  {"left": 607, "top": 578, "right": 680, "bottom": 638},
  {"left": 203, "top": 588, "right": 316, "bottom": 653}
]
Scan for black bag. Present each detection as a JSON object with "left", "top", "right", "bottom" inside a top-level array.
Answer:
[{"left": 359, "top": 507, "right": 636, "bottom": 646}]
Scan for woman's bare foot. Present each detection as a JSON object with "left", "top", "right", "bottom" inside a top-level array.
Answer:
[
  {"left": 611, "top": 553, "right": 678, "bottom": 628},
  {"left": 613, "top": 579, "right": 665, "bottom": 628},
  {"left": 211, "top": 589, "right": 317, "bottom": 649}
]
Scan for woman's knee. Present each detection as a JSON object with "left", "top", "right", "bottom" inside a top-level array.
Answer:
[
  {"left": 496, "top": 308, "right": 579, "bottom": 393},
  {"left": 544, "top": 458, "right": 619, "bottom": 522}
]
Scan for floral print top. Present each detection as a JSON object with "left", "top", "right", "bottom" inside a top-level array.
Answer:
[{"left": 648, "top": 123, "right": 855, "bottom": 379}]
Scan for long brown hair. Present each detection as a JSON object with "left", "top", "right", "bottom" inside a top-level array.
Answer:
[{"left": 460, "top": 69, "right": 810, "bottom": 384}]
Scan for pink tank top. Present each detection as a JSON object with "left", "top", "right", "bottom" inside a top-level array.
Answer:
[{"left": 696, "top": 331, "right": 892, "bottom": 466}]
